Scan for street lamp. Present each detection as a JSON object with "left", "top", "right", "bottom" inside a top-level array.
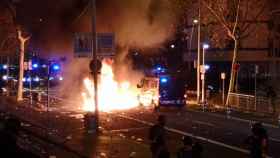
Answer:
[
  {"left": 203, "top": 43, "right": 209, "bottom": 49},
  {"left": 196, "top": 1, "right": 201, "bottom": 105},
  {"left": 221, "top": 72, "right": 226, "bottom": 106},
  {"left": 201, "top": 43, "right": 209, "bottom": 110}
]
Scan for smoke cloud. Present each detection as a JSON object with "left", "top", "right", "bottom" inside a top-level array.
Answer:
[{"left": 53, "top": 0, "right": 183, "bottom": 99}]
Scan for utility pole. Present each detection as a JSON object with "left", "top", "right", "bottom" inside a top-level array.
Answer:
[
  {"left": 47, "top": 62, "right": 50, "bottom": 111},
  {"left": 91, "top": 0, "right": 99, "bottom": 131},
  {"left": 29, "top": 68, "right": 32, "bottom": 105},
  {"left": 197, "top": 0, "right": 201, "bottom": 104},
  {"left": 201, "top": 48, "right": 205, "bottom": 107},
  {"left": 221, "top": 72, "right": 226, "bottom": 106},
  {"left": 201, "top": 44, "right": 209, "bottom": 111},
  {"left": 7, "top": 57, "right": 10, "bottom": 96}
]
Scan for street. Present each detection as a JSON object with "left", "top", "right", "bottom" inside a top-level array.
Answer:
[{"left": 1, "top": 96, "right": 280, "bottom": 158}]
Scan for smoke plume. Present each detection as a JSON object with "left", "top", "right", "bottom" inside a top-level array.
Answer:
[{"left": 56, "top": 0, "right": 182, "bottom": 98}]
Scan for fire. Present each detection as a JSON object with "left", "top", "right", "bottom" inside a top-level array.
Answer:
[{"left": 81, "top": 59, "right": 146, "bottom": 112}]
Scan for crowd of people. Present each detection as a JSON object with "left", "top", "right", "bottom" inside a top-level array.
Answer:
[{"left": 149, "top": 115, "right": 269, "bottom": 158}]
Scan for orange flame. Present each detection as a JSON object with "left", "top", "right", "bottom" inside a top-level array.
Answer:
[{"left": 81, "top": 59, "right": 153, "bottom": 112}]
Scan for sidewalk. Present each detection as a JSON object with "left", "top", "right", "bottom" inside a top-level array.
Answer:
[{"left": 0, "top": 96, "right": 151, "bottom": 158}]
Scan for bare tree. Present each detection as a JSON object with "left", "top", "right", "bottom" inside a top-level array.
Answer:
[
  {"left": 17, "top": 29, "right": 30, "bottom": 101},
  {"left": 202, "top": 0, "right": 267, "bottom": 106}
]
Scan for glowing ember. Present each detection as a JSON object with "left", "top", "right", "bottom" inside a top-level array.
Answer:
[{"left": 81, "top": 59, "right": 149, "bottom": 112}]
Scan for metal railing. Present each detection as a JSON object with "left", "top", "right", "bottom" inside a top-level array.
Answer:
[{"left": 228, "top": 93, "right": 279, "bottom": 114}]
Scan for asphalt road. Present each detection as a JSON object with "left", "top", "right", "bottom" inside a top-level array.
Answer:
[
  {"left": 119, "top": 107, "right": 280, "bottom": 157},
  {"left": 1, "top": 97, "right": 280, "bottom": 158}
]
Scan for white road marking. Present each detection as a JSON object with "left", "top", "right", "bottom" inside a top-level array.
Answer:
[
  {"left": 192, "top": 120, "right": 215, "bottom": 127},
  {"left": 269, "top": 137, "right": 280, "bottom": 143},
  {"left": 110, "top": 127, "right": 149, "bottom": 133}
]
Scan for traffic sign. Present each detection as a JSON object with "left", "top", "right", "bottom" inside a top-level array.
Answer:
[
  {"left": 201, "top": 74, "right": 205, "bottom": 80},
  {"left": 89, "top": 59, "right": 102, "bottom": 73},
  {"left": 221, "top": 72, "right": 226, "bottom": 80},
  {"left": 255, "top": 65, "right": 259, "bottom": 74},
  {"left": 24, "top": 60, "right": 32, "bottom": 70},
  {"left": 74, "top": 33, "right": 115, "bottom": 58},
  {"left": 74, "top": 33, "right": 92, "bottom": 58},
  {"left": 233, "top": 63, "right": 240, "bottom": 71},
  {"left": 200, "top": 65, "right": 205, "bottom": 74},
  {"left": 97, "top": 33, "right": 115, "bottom": 57}
]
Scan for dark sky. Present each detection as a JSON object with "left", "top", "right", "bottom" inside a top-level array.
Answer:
[
  {"left": 6, "top": 0, "right": 92, "bottom": 57},
  {"left": 9, "top": 0, "right": 180, "bottom": 58},
  {"left": 14, "top": 0, "right": 88, "bottom": 40}
]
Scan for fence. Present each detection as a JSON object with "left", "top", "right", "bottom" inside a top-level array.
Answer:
[{"left": 228, "top": 93, "right": 279, "bottom": 114}]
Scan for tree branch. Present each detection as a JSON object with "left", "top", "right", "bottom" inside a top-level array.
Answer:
[
  {"left": 240, "top": 0, "right": 266, "bottom": 37},
  {"left": 17, "top": 30, "right": 30, "bottom": 43},
  {"left": 232, "top": 0, "right": 241, "bottom": 36},
  {"left": 202, "top": 0, "right": 232, "bottom": 37},
  {"left": 4, "top": 0, "right": 16, "bottom": 23}
]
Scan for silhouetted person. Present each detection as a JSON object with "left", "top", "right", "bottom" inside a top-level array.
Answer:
[
  {"left": 0, "top": 116, "right": 39, "bottom": 158},
  {"left": 149, "top": 115, "right": 169, "bottom": 158},
  {"left": 192, "top": 142, "right": 203, "bottom": 158},
  {"left": 245, "top": 122, "right": 268, "bottom": 158},
  {"left": 177, "top": 136, "right": 193, "bottom": 158},
  {"left": 0, "top": 117, "right": 21, "bottom": 157},
  {"left": 177, "top": 136, "right": 203, "bottom": 158}
]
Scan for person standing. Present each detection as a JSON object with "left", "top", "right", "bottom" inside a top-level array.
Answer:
[
  {"left": 177, "top": 136, "right": 203, "bottom": 158},
  {"left": 245, "top": 122, "right": 268, "bottom": 158},
  {"left": 177, "top": 136, "right": 193, "bottom": 158},
  {"left": 149, "top": 115, "right": 169, "bottom": 158}
]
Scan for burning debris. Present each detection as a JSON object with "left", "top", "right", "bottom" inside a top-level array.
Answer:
[{"left": 81, "top": 58, "right": 156, "bottom": 112}]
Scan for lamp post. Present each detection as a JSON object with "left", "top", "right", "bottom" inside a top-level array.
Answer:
[
  {"left": 196, "top": 0, "right": 201, "bottom": 105},
  {"left": 201, "top": 44, "right": 209, "bottom": 111},
  {"left": 46, "top": 61, "right": 51, "bottom": 112}
]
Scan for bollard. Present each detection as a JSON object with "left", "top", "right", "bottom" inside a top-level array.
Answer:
[
  {"left": 37, "top": 92, "right": 41, "bottom": 102},
  {"left": 33, "top": 92, "right": 42, "bottom": 102},
  {"left": 226, "top": 107, "right": 231, "bottom": 119},
  {"left": 84, "top": 112, "right": 97, "bottom": 132}
]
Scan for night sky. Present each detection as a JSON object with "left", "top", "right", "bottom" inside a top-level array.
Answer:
[{"left": 1, "top": 0, "right": 183, "bottom": 58}]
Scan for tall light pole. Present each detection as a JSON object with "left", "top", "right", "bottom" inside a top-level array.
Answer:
[
  {"left": 201, "top": 44, "right": 209, "bottom": 111},
  {"left": 196, "top": 0, "right": 201, "bottom": 104}
]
